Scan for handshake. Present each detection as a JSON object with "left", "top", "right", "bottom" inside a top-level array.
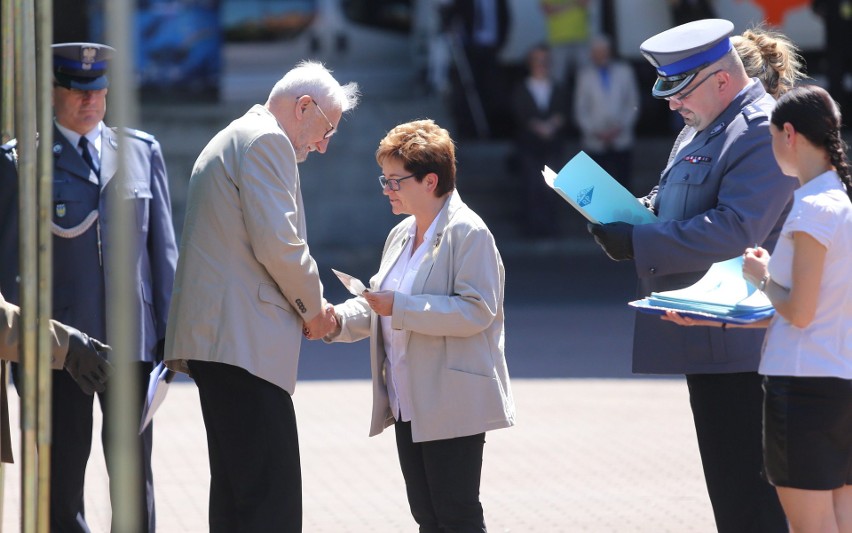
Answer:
[{"left": 302, "top": 304, "right": 338, "bottom": 341}]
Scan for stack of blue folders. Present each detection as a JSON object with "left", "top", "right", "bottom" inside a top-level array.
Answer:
[{"left": 629, "top": 256, "right": 776, "bottom": 324}]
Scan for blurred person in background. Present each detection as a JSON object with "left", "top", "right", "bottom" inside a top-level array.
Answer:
[
  {"left": 511, "top": 43, "right": 568, "bottom": 238},
  {"left": 573, "top": 34, "right": 640, "bottom": 191},
  {"left": 441, "top": 0, "right": 510, "bottom": 138},
  {"left": 539, "top": 0, "right": 592, "bottom": 87},
  {"left": 812, "top": 0, "right": 852, "bottom": 112}
]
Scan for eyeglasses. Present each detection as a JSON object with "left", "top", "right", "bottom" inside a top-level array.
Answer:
[
  {"left": 378, "top": 173, "right": 416, "bottom": 191},
  {"left": 310, "top": 98, "right": 336, "bottom": 139},
  {"left": 665, "top": 69, "right": 722, "bottom": 104}
]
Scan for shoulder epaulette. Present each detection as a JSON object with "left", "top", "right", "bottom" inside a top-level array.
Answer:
[
  {"left": 741, "top": 104, "right": 767, "bottom": 122},
  {"left": 113, "top": 126, "right": 156, "bottom": 143}
]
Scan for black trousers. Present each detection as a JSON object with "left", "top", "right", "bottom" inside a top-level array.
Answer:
[
  {"left": 48, "top": 362, "right": 155, "bottom": 533},
  {"left": 188, "top": 360, "right": 302, "bottom": 533},
  {"left": 686, "top": 372, "right": 787, "bottom": 533},
  {"left": 394, "top": 421, "right": 486, "bottom": 533}
]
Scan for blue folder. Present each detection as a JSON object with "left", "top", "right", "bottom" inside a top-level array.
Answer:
[
  {"left": 542, "top": 151, "right": 657, "bottom": 225},
  {"left": 629, "top": 256, "right": 776, "bottom": 325}
]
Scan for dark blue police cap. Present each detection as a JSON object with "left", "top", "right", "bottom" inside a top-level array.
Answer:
[
  {"left": 52, "top": 42, "right": 115, "bottom": 90},
  {"left": 640, "top": 19, "right": 734, "bottom": 99}
]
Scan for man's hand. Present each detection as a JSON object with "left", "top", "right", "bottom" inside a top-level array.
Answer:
[
  {"left": 302, "top": 305, "right": 337, "bottom": 340},
  {"left": 587, "top": 222, "right": 635, "bottom": 261},
  {"left": 65, "top": 329, "right": 113, "bottom": 395}
]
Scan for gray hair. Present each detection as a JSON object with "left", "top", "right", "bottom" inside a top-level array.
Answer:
[{"left": 267, "top": 60, "right": 360, "bottom": 112}]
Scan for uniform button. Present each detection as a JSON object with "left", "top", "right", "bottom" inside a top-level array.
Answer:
[
  {"left": 649, "top": 267, "right": 657, "bottom": 274},
  {"left": 682, "top": 176, "right": 688, "bottom": 181}
]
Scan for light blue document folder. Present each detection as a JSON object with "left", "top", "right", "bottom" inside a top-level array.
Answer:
[
  {"left": 629, "top": 256, "right": 776, "bottom": 324},
  {"left": 543, "top": 151, "right": 657, "bottom": 225}
]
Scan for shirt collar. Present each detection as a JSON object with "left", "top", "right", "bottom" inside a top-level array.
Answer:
[{"left": 55, "top": 120, "right": 103, "bottom": 152}]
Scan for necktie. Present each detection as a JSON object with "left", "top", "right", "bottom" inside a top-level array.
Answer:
[{"left": 78, "top": 136, "right": 99, "bottom": 177}]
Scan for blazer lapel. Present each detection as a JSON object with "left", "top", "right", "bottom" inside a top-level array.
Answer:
[
  {"left": 410, "top": 192, "right": 454, "bottom": 297},
  {"left": 374, "top": 229, "right": 410, "bottom": 291}
]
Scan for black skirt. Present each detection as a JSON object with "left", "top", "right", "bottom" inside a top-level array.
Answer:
[{"left": 763, "top": 375, "right": 852, "bottom": 490}]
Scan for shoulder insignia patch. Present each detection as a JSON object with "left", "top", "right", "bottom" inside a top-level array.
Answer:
[{"left": 742, "top": 104, "right": 767, "bottom": 122}]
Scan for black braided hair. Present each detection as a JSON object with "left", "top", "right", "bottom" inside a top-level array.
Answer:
[{"left": 772, "top": 85, "right": 852, "bottom": 202}]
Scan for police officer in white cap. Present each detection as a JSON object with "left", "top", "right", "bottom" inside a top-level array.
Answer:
[
  {"left": 0, "top": 42, "right": 178, "bottom": 532},
  {"left": 587, "top": 19, "right": 796, "bottom": 532}
]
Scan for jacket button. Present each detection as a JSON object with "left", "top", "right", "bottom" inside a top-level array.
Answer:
[{"left": 649, "top": 267, "right": 657, "bottom": 274}]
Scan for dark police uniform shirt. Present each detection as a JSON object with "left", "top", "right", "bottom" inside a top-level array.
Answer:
[{"left": 0, "top": 122, "right": 178, "bottom": 363}]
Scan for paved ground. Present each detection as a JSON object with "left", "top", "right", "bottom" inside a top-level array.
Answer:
[{"left": 3, "top": 378, "right": 717, "bottom": 532}]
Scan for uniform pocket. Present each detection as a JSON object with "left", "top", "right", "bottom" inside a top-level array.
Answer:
[{"left": 125, "top": 182, "right": 152, "bottom": 231}]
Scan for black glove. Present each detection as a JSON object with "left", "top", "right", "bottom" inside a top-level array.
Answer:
[
  {"left": 64, "top": 329, "right": 113, "bottom": 395},
  {"left": 587, "top": 222, "right": 635, "bottom": 261}
]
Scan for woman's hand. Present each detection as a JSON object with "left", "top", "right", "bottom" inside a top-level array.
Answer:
[
  {"left": 364, "top": 290, "right": 395, "bottom": 317},
  {"left": 742, "top": 246, "right": 770, "bottom": 287},
  {"left": 660, "top": 310, "right": 721, "bottom": 328}
]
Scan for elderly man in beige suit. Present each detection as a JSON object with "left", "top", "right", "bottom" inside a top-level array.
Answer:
[
  {"left": 164, "top": 61, "right": 358, "bottom": 532},
  {"left": 0, "top": 289, "right": 111, "bottom": 462}
]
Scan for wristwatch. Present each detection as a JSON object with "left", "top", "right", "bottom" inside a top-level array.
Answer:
[{"left": 758, "top": 275, "right": 770, "bottom": 292}]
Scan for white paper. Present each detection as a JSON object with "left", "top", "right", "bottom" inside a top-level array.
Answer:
[
  {"left": 139, "top": 361, "right": 175, "bottom": 434},
  {"left": 332, "top": 268, "right": 368, "bottom": 296}
]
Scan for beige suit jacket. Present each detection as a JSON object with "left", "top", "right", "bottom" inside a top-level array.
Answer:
[
  {"left": 327, "top": 192, "right": 515, "bottom": 442},
  {"left": 165, "top": 105, "right": 323, "bottom": 394},
  {"left": 0, "top": 290, "right": 69, "bottom": 462}
]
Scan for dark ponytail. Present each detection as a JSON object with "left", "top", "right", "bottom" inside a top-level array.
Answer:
[{"left": 772, "top": 85, "right": 852, "bottom": 202}]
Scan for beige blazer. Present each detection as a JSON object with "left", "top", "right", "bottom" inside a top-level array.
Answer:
[
  {"left": 327, "top": 192, "right": 515, "bottom": 442},
  {"left": 165, "top": 105, "right": 324, "bottom": 394},
  {"left": 1, "top": 290, "right": 69, "bottom": 462}
]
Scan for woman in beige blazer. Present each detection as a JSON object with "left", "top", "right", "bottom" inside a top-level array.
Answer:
[{"left": 322, "top": 120, "right": 514, "bottom": 532}]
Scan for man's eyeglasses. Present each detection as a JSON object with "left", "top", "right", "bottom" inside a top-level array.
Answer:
[
  {"left": 378, "top": 173, "right": 416, "bottom": 191},
  {"left": 302, "top": 96, "right": 336, "bottom": 139},
  {"left": 665, "top": 69, "right": 722, "bottom": 104}
]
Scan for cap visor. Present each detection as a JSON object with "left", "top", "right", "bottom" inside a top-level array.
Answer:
[
  {"left": 652, "top": 72, "right": 695, "bottom": 99},
  {"left": 55, "top": 72, "right": 108, "bottom": 91}
]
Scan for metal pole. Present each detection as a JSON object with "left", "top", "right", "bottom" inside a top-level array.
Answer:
[
  {"left": 0, "top": 0, "right": 15, "bottom": 522},
  {"left": 13, "top": 0, "right": 39, "bottom": 529},
  {"left": 34, "top": 0, "right": 53, "bottom": 529},
  {"left": 105, "top": 0, "right": 141, "bottom": 529},
  {"left": 1, "top": 0, "right": 15, "bottom": 143}
]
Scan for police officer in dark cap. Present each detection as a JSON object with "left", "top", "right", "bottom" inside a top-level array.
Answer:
[
  {"left": 587, "top": 19, "right": 796, "bottom": 532},
  {"left": 0, "top": 42, "right": 178, "bottom": 532}
]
